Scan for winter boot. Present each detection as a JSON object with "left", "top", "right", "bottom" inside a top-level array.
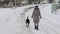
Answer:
[
  {"left": 36, "top": 25, "right": 38, "bottom": 30},
  {"left": 35, "top": 26, "right": 36, "bottom": 29}
]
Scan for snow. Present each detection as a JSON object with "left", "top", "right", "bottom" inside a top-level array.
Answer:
[
  {"left": 0, "top": 6, "right": 34, "bottom": 34},
  {"left": 0, "top": 4, "right": 60, "bottom": 34}
]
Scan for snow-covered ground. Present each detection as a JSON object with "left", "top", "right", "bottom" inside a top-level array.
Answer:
[{"left": 0, "top": 4, "right": 60, "bottom": 34}]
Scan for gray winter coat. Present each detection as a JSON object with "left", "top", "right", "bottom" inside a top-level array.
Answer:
[{"left": 32, "top": 6, "right": 41, "bottom": 23}]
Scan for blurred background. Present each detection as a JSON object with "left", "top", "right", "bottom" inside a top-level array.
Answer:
[{"left": 0, "top": 0, "right": 60, "bottom": 8}]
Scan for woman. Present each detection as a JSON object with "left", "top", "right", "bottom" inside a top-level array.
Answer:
[{"left": 32, "top": 5, "right": 42, "bottom": 30}]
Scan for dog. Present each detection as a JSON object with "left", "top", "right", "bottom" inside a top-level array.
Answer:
[{"left": 26, "top": 16, "right": 30, "bottom": 28}]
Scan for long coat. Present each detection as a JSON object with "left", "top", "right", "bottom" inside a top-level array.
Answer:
[{"left": 32, "top": 6, "right": 41, "bottom": 23}]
